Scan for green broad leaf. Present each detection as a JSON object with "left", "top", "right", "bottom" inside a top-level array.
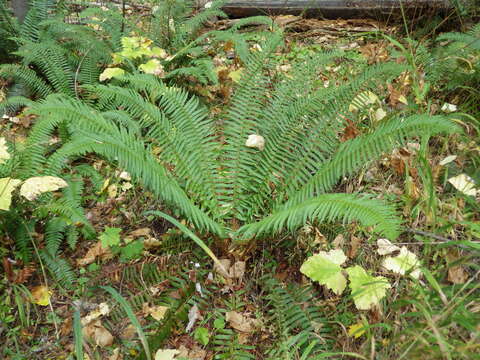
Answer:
[
  {"left": 213, "top": 317, "right": 225, "bottom": 330},
  {"left": 99, "top": 67, "right": 125, "bottom": 81},
  {"left": 139, "top": 59, "right": 164, "bottom": 76},
  {"left": 382, "top": 246, "right": 421, "bottom": 279},
  {"left": 193, "top": 327, "right": 210, "bottom": 346},
  {"left": 228, "top": 68, "right": 243, "bottom": 83},
  {"left": 346, "top": 265, "right": 391, "bottom": 310},
  {"left": 99, "top": 227, "right": 121, "bottom": 248},
  {"left": 120, "top": 240, "right": 144, "bottom": 262},
  {"left": 0, "top": 178, "right": 22, "bottom": 211},
  {"left": 300, "top": 249, "right": 348, "bottom": 295}
]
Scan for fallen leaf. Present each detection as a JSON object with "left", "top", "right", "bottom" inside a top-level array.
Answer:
[
  {"left": 108, "top": 348, "right": 122, "bottom": 360},
  {"left": 348, "top": 235, "right": 362, "bottom": 258},
  {"left": 130, "top": 228, "right": 151, "bottom": 238},
  {"left": 439, "top": 155, "right": 457, "bottom": 166},
  {"left": 376, "top": 239, "right": 400, "bottom": 255},
  {"left": 447, "top": 251, "right": 468, "bottom": 284},
  {"left": 0, "top": 178, "right": 22, "bottom": 210},
  {"left": 0, "top": 137, "right": 10, "bottom": 164},
  {"left": 142, "top": 302, "right": 169, "bottom": 321},
  {"left": 83, "top": 319, "right": 114, "bottom": 347},
  {"left": 120, "top": 324, "right": 136, "bottom": 340},
  {"left": 341, "top": 119, "right": 360, "bottom": 142},
  {"left": 374, "top": 108, "right": 387, "bottom": 121},
  {"left": 382, "top": 247, "right": 421, "bottom": 279},
  {"left": 99, "top": 67, "right": 125, "bottom": 81},
  {"left": 441, "top": 103, "right": 457, "bottom": 113},
  {"left": 245, "top": 134, "right": 265, "bottom": 151},
  {"left": 139, "top": 59, "right": 165, "bottom": 77},
  {"left": 348, "top": 322, "right": 366, "bottom": 338},
  {"left": 20, "top": 176, "right": 68, "bottom": 201},
  {"left": 82, "top": 302, "right": 111, "bottom": 325},
  {"left": 31, "top": 285, "right": 52, "bottom": 306},
  {"left": 225, "top": 311, "right": 257, "bottom": 333},
  {"left": 230, "top": 261, "right": 245, "bottom": 279},
  {"left": 214, "top": 259, "right": 231, "bottom": 278},
  {"left": 448, "top": 173, "right": 478, "bottom": 196},
  {"left": 77, "top": 241, "right": 113, "bottom": 266},
  {"left": 155, "top": 349, "right": 180, "bottom": 360},
  {"left": 186, "top": 304, "right": 200, "bottom": 332}
]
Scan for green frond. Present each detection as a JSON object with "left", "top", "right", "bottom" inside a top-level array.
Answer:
[
  {"left": 236, "top": 193, "right": 401, "bottom": 241},
  {"left": 0, "top": 63, "right": 53, "bottom": 98},
  {"left": 282, "top": 114, "right": 462, "bottom": 208}
]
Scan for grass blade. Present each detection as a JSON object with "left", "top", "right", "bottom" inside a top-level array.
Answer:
[
  {"left": 101, "top": 286, "right": 151, "bottom": 360},
  {"left": 73, "top": 309, "right": 83, "bottom": 360}
]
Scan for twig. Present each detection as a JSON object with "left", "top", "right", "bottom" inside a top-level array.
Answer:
[{"left": 405, "top": 228, "right": 475, "bottom": 250}]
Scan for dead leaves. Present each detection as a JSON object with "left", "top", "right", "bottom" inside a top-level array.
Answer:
[
  {"left": 225, "top": 311, "right": 259, "bottom": 333},
  {"left": 77, "top": 241, "right": 113, "bottom": 266},
  {"left": 82, "top": 302, "right": 114, "bottom": 348}
]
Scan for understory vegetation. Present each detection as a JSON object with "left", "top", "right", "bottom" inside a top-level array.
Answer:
[{"left": 0, "top": 0, "right": 479, "bottom": 359}]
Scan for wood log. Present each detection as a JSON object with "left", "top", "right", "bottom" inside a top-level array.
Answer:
[{"left": 222, "top": 0, "right": 451, "bottom": 17}]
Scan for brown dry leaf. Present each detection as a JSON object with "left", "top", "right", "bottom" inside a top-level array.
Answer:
[
  {"left": 387, "top": 83, "right": 407, "bottom": 108},
  {"left": 14, "top": 265, "right": 35, "bottom": 284},
  {"left": 341, "top": 119, "right": 359, "bottom": 142},
  {"left": 108, "top": 348, "right": 122, "bottom": 360},
  {"left": 214, "top": 259, "right": 231, "bottom": 278},
  {"left": 77, "top": 241, "right": 113, "bottom": 266},
  {"left": 332, "top": 234, "right": 345, "bottom": 249},
  {"left": 129, "top": 228, "right": 151, "bottom": 238},
  {"left": 178, "top": 344, "right": 206, "bottom": 360},
  {"left": 447, "top": 252, "right": 468, "bottom": 284},
  {"left": 142, "top": 302, "right": 169, "bottom": 321},
  {"left": 225, "top": 311, "right": 258, "bottom": 333},
  {"left": 60, "top": 316, "right": 73, "bottom": 337},
  {"left": 120, "top": 324, "right": 136, "bottom": 340},
  {"left": 230, "top": 261, "right": 245, "bottom": 279},
  {"left": 348, "top": 235, "right": 363, "bottom": 258},
  {"left": 83, "top": 319, "right": 114, "bottom": 347}
]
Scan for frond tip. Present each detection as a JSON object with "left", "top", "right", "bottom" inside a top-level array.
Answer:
[{"left": 235, "top": 193, "right": 401, "bottom": 242}]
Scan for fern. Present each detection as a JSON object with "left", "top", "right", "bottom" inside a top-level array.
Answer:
[
  {"left": 22, "top": 30, "right": 461, "bottom": 249},
  {"left": 262, "top": 277, "right": 332, "bottom": 359}
]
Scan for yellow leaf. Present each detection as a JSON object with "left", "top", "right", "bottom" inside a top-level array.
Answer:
[
  {"left": 154, "top": 349, "right": 180, "bottom": 360},
  {"left": 448, "top": 173, "right": 478, "bottom": 196},
  {"left": 348, "top": 322, "right": 366, "bottom": 338},
  {"left": 107, "top": 184, "right": 118, "bottom": 198},
  {"left": 0, "top": 178, "right": 22, "bottom": 210},
  {"left": 0, "top": 137, "right": 10, "bottom": 164},
  {"left": 20, "top": 176, "right": 68, "bottom": 201},
  {"left": 99, "top": 67, "right": 125, "bottom": 81},
  {"left": 228, "top": 69, "right": 243, "bottom": 83},
  {"left": 31, "top": 285, "right": 52, "bottom": 306}
]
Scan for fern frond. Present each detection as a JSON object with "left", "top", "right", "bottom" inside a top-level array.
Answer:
[
  {"left": 236, "top": 193, "right": 401, "bottom": 241},
  {"left": 282, "top": 114, "right": 461, "bottom": 208},
  {"left": 0, "top": 63, "right": 53, "bottom": 98}
]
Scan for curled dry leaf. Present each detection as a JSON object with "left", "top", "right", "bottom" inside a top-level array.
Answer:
[
  {"left": 225, "top": 311, "right": 258, "bottom": 333},
  {"left": 245, "top": 134, "right": 265, "bottom": 151},
  {"left": 77, "top": 241, "right": 113, "bottom": 266},
  {"left": 83, "top": 319, "right": 114, "bottom": 347},
  {"left": 142, "top": 302, "right": 169, "bottom": 321},
  {"left": 31, "top": 285, "right": 52, "bottom": 306},
  {"left": 376, "top": 238, "right": 400, "bottom": 255},
  {"left": 186, "top": 304, "right": 200, "bottom": 332},
  {"left": 214, "top": 259, "right": 231, "bottom": 278},
  {"left": 20, "top": 176, "right": 68, "bottom": 201}
]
